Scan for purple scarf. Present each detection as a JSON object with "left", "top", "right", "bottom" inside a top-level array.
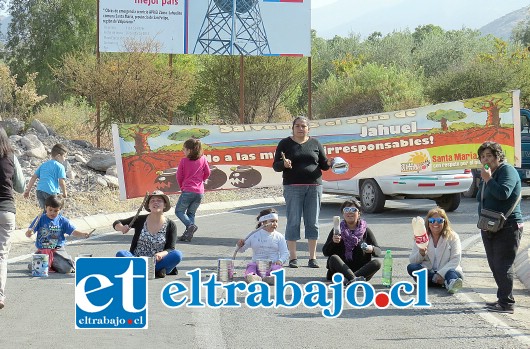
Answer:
[{"left": 341, "top": 219, "right": 367, "bottom": 261}]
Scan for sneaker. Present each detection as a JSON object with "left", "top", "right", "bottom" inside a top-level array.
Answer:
[
  {"left": 262, "top": 276, "right": 275, "bottom": 285},
  {"left": 179, "top": 224, "right": 198, "bottom": 242},
  {"left": 486, "top": 303, "right": 514, "bottom": 314},
  {"left": 288, "top": 259, "right": 299, "bottom": 268},
  {"left": 345, "top": 276, "right": 366, "bottom": 286},
  {"left": 0, "top": 300, "right": 4, "bottom": 310},
  {"left": 155, "top": 268, "right": 166, "bottom": 279},
  {"left": 484, "top": 300, "right": 498, "bottom": 308},
  {"left": 308, "top": 259, "right": 320, "bottom": 268},
  {"left": 167, "top": 268, "right": 178, "bottom": 276},
  {"left": 245, "top": 274, "right": 262, "bottom": 283},
  {"left": 445, "top": 278, "right": 463, "bottom": 294}
]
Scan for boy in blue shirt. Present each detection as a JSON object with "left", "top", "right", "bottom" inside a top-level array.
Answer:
[
  {"left": 24, "top": 143, "right": 68, "bottom": 208},
  {"left": 25, "top": 195, "right": 91, "bottom": 273}
]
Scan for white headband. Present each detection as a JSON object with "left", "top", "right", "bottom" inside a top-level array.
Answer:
[{"left": 258, "top": 213, "right": 278, "bottom": 222}]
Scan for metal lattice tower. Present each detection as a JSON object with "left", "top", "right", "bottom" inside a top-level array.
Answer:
[{"left": 193, "top": 0, "right": 271, "bottom": 55}]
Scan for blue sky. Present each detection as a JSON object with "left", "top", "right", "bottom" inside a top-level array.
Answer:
[{"left": 311, "top": 0, "right": 530, "bottom": 39}]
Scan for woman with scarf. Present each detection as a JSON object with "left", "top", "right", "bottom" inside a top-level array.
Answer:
[{"left": 322, "top": 199, "right": 382, "bottom": 285}]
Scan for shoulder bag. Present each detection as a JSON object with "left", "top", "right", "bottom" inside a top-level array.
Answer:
[{"left": 477, "top": 182, "right": 521, "bottom": 232}]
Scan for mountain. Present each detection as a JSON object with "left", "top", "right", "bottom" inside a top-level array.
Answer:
[{"left": 479, "top": 5, "right": 530, "bottom": 40}]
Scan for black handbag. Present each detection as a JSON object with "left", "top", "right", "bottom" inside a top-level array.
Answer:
[{"left": 477, "top": 183, "right": 521, "bottom": 233}]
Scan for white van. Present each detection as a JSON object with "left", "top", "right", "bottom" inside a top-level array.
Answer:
[{"left": 322, "top": 170, "right": 473, "bottom": 213}]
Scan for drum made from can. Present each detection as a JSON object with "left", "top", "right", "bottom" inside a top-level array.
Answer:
[
  {"left": 147, "top": 256, "right": 156, "bottom": 280},
  {"left": 32, "top": 254, "right": 49, "bottom": 277},
  {"left": 256, "top": 259, "right": 272, "bottom": 277},
  {"left": 217, "top": 258, "right": 234, "bottom": 282}
]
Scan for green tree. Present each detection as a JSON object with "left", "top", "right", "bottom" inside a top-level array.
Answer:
[
  {"left": 512, "top": 14, "right": 530, "bottom": 46},
  {"left": 1, "top": 0, "right": 96, "bottom": 101},
  {"left": 198, "top": 55, "right": 305, "bottom": 124},
  {"left": 55, "top": 40, "right": 196, "bottom": 131},
  {"left": 463, "top": 92, "right": 512, "bottom": 127},
  {"left": 426, "top": 109, "right": 467, "bottom": 131}
]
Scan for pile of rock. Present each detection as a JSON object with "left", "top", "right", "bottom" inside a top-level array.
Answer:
[{"left": 1, "top": 117, "right": 119, "bottom": 192}]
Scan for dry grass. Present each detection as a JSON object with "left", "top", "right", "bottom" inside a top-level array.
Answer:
[{"left": 14, "top": 186, "right": 284, "bottom": 230}]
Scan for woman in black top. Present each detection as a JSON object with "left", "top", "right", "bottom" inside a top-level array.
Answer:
[
  {"left": 322, "top": 199, "right": 381, "bottom": 285},
  {"left": 113, "top": 190, "right": 182, "bottom": 278},
  {"left": 273, "top": 116, "right": 332, "bottom": 269},
  {"left": 0, "top": 126, "right": 25, "bottom": 309}
]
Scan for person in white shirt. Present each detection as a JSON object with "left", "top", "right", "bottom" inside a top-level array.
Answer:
[{"left": 236, "top": 208, "right": 289, "bottom": 285}]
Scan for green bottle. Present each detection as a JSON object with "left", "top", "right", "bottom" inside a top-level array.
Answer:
[{"left": 382, "top": 250, "right": 393, "bottom": 287}]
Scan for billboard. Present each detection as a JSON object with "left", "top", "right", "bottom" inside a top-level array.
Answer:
[
  {"left": 99, "top": 0, "right": 311, "bottom": 56},
  {"left": 112, "top": 91, "right": 521, "bottom": 199}
]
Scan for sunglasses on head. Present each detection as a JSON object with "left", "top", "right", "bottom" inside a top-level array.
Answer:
[
  {"left": 343, "top": 207, "right": 359, "bottom": 214},
  {"left": 428, "top": 217, "right": 445, "bottom": 224}
]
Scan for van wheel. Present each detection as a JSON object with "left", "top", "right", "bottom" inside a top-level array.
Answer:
[
  {"left": 360, "top": 179, "right": 385, "bottom": 213},
  {"left": 435, "top": 193, "right": 461, "bottom": 211}
]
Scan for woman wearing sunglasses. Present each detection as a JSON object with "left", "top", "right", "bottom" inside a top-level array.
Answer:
[
  {"left": 322, "top": 199, "right": 382, "bottom": 285},
  {"left": 407, "top": 207, "right": 464, "bottom": 294}
]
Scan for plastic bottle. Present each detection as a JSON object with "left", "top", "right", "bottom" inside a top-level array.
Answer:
[
  {"left": 412, "top": 216, "right": 429, "bottom": 249},
  {"left": 381, "top": 250, "right": 393, "bottom": 287},
  {"left": 333, "top": 216, "right": 341, "bottom": 235}
]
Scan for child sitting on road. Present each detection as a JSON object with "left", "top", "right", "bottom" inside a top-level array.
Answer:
[
  {"left": 236, "top": 208, "right": 289, "bottom": 285},
  {"left": 25, "top": 195, "right": 91, "bottom": 273}
]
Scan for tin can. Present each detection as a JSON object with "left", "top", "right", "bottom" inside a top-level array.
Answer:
[
  {"left": 32, "top": 254, "right": 49, "bottom": 277},
  {"left": 256, "top": 259, "right": 271, "bottom": 277},
  {"left": 217, "top": 259, "right": 234, "bottom": 282}
]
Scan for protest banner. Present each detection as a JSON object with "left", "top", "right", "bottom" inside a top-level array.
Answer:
[{"left": 112, "top": 91, "right": 521, "bottom": 199}]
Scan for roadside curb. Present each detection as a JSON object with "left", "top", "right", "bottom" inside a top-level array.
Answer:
[{"left": 9, "top": 196, "right": 287, "bottom": 245}]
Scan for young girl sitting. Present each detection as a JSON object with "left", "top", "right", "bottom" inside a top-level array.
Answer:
[{"left": 236, "top": 208, "right": 289, "bottom": 285}]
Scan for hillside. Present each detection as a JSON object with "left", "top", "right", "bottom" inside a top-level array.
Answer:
[{"left": 480, "top": 5, "right": 530, "bottom": 40}]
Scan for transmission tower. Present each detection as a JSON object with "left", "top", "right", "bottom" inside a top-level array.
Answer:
[{"left": 193, "top": 0, "right": 271, "bottom": 55}]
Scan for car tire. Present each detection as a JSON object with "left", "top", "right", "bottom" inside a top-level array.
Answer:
[
  {"left": 360, "top": 179, "right": 386, "bottom": 213},
  {"left": 435, "top": 193, "right": 461, "bottom": 212},
  {"left": 462, "top": 176, "right": 479, "bottom": 198}
]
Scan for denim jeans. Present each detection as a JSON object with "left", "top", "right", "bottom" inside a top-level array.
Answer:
[
  {"left": 283, "top": 185, "right": 322, "bottom": 241},
  {"left": 407, "top": 263, "right": 463, "bottom": 287},
  {"left": 116, "top": 250, "right": 183, "bottom": 272},
  {"left": 481, "top": 221, "right": 523, "bottom": 307},
  {"left": 36, "top": 190, "right": 53, "bottom": 209},
  {"left": 0, "top": 211, "right": 15, "bottom": 302},
  {"left": 175, "top": 191, "right": 203, "bottom": 228}
]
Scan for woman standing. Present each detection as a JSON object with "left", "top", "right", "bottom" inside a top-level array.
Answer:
[
  {"left": 322, "top": 199, "right": 382, "bottom": 285},
  {"left": 0, "top": 126, "right": 25, "bottom": 309},
  {"left": 114, "top": 190, "right": 183, "bottom": 278},
  {"left": 407, "top": 207, "right": 464, "bottom": 294},
  {"left": 273, "top": 116, "right": 332, "bottom": 268},
  {"left": 477, "top": 141, "right": 522, "bottom": 314}
]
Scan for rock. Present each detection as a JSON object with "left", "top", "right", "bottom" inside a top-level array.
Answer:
[
  {"left": 104, "top": 175, "right": 120, "bottom": 188},
  {"left": 31, "top": 119, "right": 49, "bottom": 136},
  {"left": 21, "top": 134, "right": 48, "bottom": 159},
  {"left": 87, "top": 154, "right": 116, "bottom": 172},
  {"left": 72, "top": 139, "right": 93, "bottom": 148},
  {"left": 106, "top": 165, "right": 118, "bottom": 177},
  {"left": 0, "top": 118, "right": 24, "bottom": 136},
  {"left": 96, "top": 175, "right": 108, "bottom": 187},
  {"left": 75, "top": 154, "right": 88, "bottom": 164}
]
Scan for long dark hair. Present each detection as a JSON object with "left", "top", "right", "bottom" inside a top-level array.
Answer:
[
  {"left": 183, "top": 138, "right": 203, "bottom": 160},
  {"left": 0, "top": 126, "right": 13, "bottom": 159}
]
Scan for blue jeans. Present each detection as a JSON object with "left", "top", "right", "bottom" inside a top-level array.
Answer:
[
  {"left": 116, "top": 250, "right": 183, "bottom": 272},
  {"left": 407, "top": 263, "right": 462, "bottom": 287},
  {"left": 175, "top": 191, "right": 203, "bottom": 228},
  {"left": 36, "top": 190, "right": 53, "bottom": 209},
  {"left": 283, "top": 185, "right": 322, "bottom": 241}
]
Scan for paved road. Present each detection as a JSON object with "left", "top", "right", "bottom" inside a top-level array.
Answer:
[{"left": 1, "top": 195, "right": 529, "bottom": 348}]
